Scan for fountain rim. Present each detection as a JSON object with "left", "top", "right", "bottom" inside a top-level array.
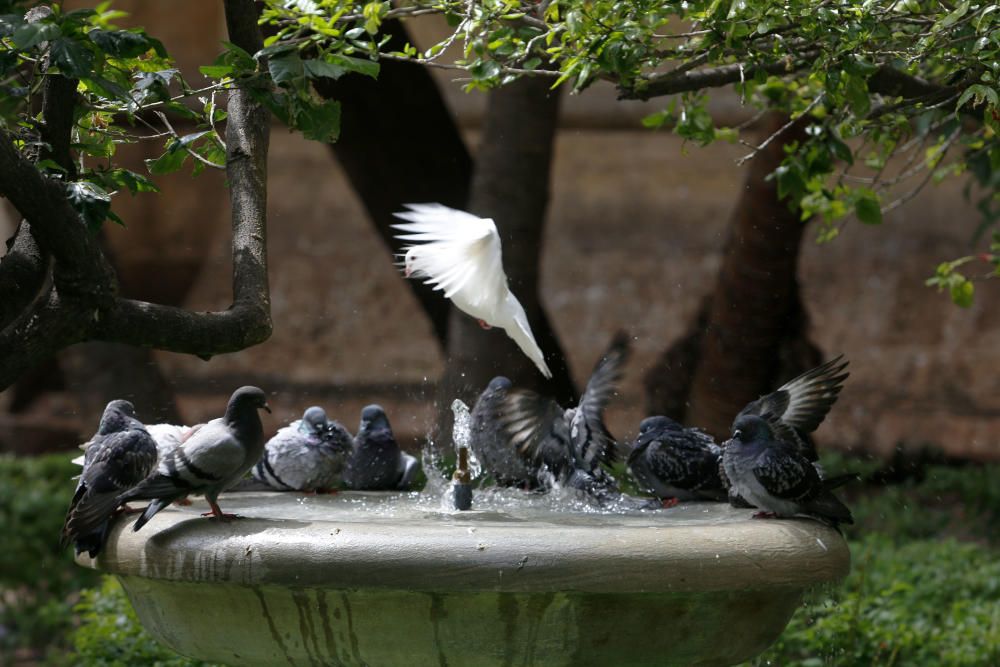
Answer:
[{"left": 78, "top": 492, "right": 851, "bottom": 595}]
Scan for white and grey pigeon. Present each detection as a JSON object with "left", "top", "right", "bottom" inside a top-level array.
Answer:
[
  {"left": 392, "top": 203, "right": 552, "bottom": 379},
  {"left": 627, "top": 416, "right": 726, "bottom": 506},
  {"left": 72, "top": 421, "right": 192, "bottom": 469},
  {"left": 61, "top": 400, "right": 158, "bottom": 557},
  {"left": 477, "top": 332, "right": 630, "bottom": 493},
  {"left": 253, "top": 406, "right": 353, "bottom": 492},
  {"left": 721, "top": 413, "right": 854, "bottom": 527},
  {"left": 119, "top": 386, "right": 271, "bottom": 530},
  {"left": 345, "top": 405, "right": 420, "bottom": 491}
]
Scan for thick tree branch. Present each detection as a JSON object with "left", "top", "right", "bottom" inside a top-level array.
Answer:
[
  {"left": 39, "top": 72, "right": 79, "bottom": 178},
  {"left": 0, "top": 135, "right": 116, "bottom": 302},
  {"left": 0, "top": 222, "right": 47, "bottom": 329},
  {"left": 94, "top": 0, "right": 271, "bottom": 356}
]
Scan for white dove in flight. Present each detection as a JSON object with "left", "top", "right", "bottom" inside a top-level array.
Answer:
[{"left": 392, "top": 203, "right": 553, "bottom": 379}]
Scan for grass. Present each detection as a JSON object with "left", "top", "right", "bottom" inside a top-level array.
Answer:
[{"left": 2, "top": 452, "right": 999, "bottom": 665}]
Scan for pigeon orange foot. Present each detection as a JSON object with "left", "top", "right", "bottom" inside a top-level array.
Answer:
[
  {"left": 752, "top": 511, "right": 778, "bottom": 519},
  {"left": 661, "top": 497, "right": 680, "bottom": 509}
]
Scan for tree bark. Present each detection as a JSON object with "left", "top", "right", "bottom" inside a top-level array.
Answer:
[
  {"left": 435, "top": 75, "right": 574, "bottom": 435},
  {"left": 313, "top": 19, "right": 471, "bottom": 346},
  {"left": 645, "top": 113, "right": 821, "bottom": 439}
]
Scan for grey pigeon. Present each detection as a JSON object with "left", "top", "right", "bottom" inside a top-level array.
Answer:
[
  {"left": 345, "top": 405, "right": 419, "bottom": 490},
  {"left": 483, "top": 332, "right": 630, "bottom": 491},
  {"left": 719, "top": 355, "right": 850, "bottom": 506},
  {"left": 734, "top": 355, "right": 850, "bottom": 462},
  {"left": 61, "top": 400, "right": 158, "bottom": 557},
  {"left": 253, "top": 406, "right": 353, "bottom": 492},
  {"left": 627, "top": 416, "right": 726, "bottom": 506},
  {"left": 721, "top": 414, "right": 853, "bottom": 527},
  {"left": 469, "top": 377, "right": 537, "bottom": 486},
  {"left": 119, "top": 386, "right": 271, "bottom": 530}
]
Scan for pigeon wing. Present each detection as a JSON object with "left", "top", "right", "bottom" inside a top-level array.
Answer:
[
  {"left": 570, "top": 332, "right": 630, "bottom": 467},
  {"left": 497, "top": 388, "right": 570, "bottom": 470},
  {"left": 739, "top": 356, "right": 849, "bottom": 436},
  {"left": 393, "top": 203, "right": 506, "bottom": 310}
]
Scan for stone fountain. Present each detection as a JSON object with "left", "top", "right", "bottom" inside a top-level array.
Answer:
[{"left": 76, "top": 402, "right": 849, "bottom": 666}]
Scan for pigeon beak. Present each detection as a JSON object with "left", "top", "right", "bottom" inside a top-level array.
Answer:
[{"left": 263, "top": 402, "right": 272, "bottom": 414}]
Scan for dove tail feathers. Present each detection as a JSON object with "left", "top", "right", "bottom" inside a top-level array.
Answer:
[{"left": 504, "top": 307, "right": 552, "bottom": 379}]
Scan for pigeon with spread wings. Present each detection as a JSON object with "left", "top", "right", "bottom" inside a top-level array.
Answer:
[
  {"left": 473, "top": 332, "right": 629, "bottom": 490},
  {"left": 735, "top": 355, "right": 850, "bottom": 461},
  {"left": 393, "top": 203, "right": 552, "bottom": 379}
]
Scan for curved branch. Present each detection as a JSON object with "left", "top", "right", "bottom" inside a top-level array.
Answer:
[
  {"left": 622, "top": 54, "right": 817, "bottom": 100},
  {"left": 0, "top": 222, "right": 47, "bottom": 328}
]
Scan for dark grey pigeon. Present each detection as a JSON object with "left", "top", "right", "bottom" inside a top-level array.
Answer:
[
  {"left": 253, "top": 406, "right": 353, "bottom": 492},
  {"left": 120, "top": 386, "right": 271, "bottom": 530},
  {"left": 345, "top": 405, "right": 419, "bottom": 491},
  {"left": 736, "top": 355, "right": 850, "bottom": 462},
  {"left": 469, "top": 376, "right": 537, "bottom": 486},
  {"left": 722, "top": 414, "right": 853, "bottom": 527},
  {"left": 489, "top": 332, "right": 630, "bottom": 490},
  {"left": 627, "top": 416, "right": 726, "bottom": 506},
  {"left": 61, "top": 400, "right": 157, "bottom": 557}
]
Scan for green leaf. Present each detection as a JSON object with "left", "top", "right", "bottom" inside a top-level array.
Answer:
[
  {"left": 50, "top": 38, "right": 95, "bottom": 79},
  {"left": 855, "top": 190, "right": 883, "bottom": 225},
  {"left": 956, "top": 84, "right": 1000, "bottom": 111},
  {"left": 324, "top": 54, "right": 379, "bottom": 79},
  {"left": 828, "top": 136, "right": 854, "bottom": 165},
  {"left": 268, "top": 53, "right": 304, "bottom": 85},
  {"left": 88, "top": 29, "right": 153, "bottom": 58},
  {"left": 296, "top": 99, "right": 341, "bottom": 143},
  {"left": 65, "top": 181, "right": 112, "bottom": 232},
  {"left": 144, "top": 141, "right": 188, "bottom": 175},
  {"left": 12, "top": 22, "right": 58, "bottom": 49},
  {"left": 199, "top": 64, "right": 233, "bottom": 78},
  {"left": 303, "top": 57, "right": 347, "bottom": 80},
  {"left": 950, "top": 277, "right": 974, "bottom": 307}
]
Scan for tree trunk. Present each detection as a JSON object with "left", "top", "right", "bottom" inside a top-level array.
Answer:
[
  {"left": 313, "top": 20, "right": 472, "bottom": 347},
  {"left": 435, "top": 75, "right": 574, "bottom": 444},
  {"left": 645, "top": 113, "right": 821, "bottom": 439}
]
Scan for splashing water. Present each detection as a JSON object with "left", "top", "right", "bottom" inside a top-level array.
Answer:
[{"left": 450, "top": 399, "right": 482, "bottom": 480}]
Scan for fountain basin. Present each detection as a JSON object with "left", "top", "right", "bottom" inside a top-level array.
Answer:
[{"left": 77, "top": 491, "right": 849, "bottom": 666}]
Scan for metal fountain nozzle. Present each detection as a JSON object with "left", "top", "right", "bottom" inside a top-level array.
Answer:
[{"left": 452, "top": 446, "right": 473, "bottom": 510}]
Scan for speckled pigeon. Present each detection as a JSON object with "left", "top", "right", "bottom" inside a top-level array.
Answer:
[
  {"left": 734, "top": 355, "right": 850, "bottom": 462},
  {"left": 345, "top": 405, "right": 420, "bottom": 491},
  {"left": 721, "top": 414, "right": 853, "bottom": 527},
  {"left": 627, "top": 416, "right": 726, "bottom": 505},
  {"left": 119, "top": 386, "right": 271, "bottom": 530},
  {"left": 469, "top": 377, "right": 537, "bottom": 486},
  {"left": 61, "top": 400, "right": 158, "bottom": 557},
  {"left": 73, "top": 421, "right": 193, "bottom": 469},
  {"left": 253, "top": 406, "right": 353, "bottom": 492},
  {"left": 392, "top": 203, "right": 552, "bottom": 379},
  {"left": 481, "top": 332, "right": 630, "bottom": 491}
]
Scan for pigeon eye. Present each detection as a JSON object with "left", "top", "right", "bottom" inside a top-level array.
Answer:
[{"left": 733, "top": 429, "right": 743, "bottom": 440}]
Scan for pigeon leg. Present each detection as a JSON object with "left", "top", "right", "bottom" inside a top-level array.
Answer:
[
  {"left": 201, "top": 499, "right": 239, "bottom": 521},
  {"left": 477, "top": 319, "right": 493, "bottom": 330},
  {"left": 752, "top": 511, "right": 778, "bottom": 519},
  {"left": 661, "top": 497, "right": 680, "bottom": 509},
  {"left": 174, "top": 497, "right": 192, "bottom": 506},
  {"left": 118, "top": 504, "right": 143, "bottom": 515}
]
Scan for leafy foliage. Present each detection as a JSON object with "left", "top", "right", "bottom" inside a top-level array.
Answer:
[
  {"left": 72, "top": 577, "right": 220, "bottom": 667},
  {"left": 254, "top": 0, "right": 1000, "bottom": 304},
  {"left": 0, "top": 454, "right": 97, "bottom": 661}
]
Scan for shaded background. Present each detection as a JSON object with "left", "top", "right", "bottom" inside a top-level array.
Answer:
[{"left": 1, "top": 0, "right": 997, "bottom": 462}]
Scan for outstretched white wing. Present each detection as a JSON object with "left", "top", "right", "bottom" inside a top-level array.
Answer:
[{"left": 393, "top": 203, "right": 552, "bottom": 379}]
